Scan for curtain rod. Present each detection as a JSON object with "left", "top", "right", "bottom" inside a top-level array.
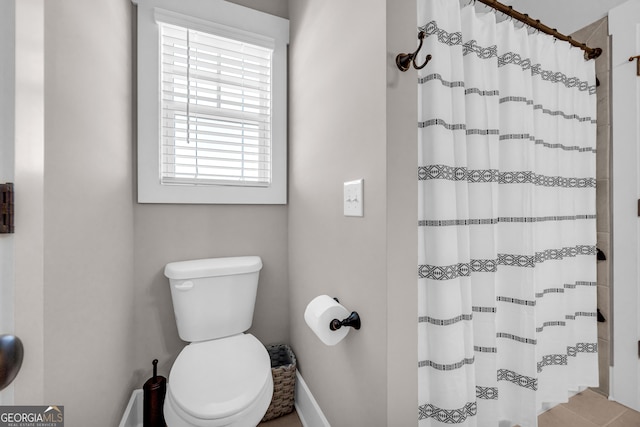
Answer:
[
  {"left": 475, "top": 0, "right": 602, "bottom": 60},
  {"left": 396, "top": 0, "right": 602, "bottom": 72}
]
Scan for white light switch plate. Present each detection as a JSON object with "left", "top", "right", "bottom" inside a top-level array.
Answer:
[{"left": 344, "top": 179, "right": 364, "bottom": 217}]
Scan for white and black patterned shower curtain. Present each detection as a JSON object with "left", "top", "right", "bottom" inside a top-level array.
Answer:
[{"left": 417, "top": 1, "right": 598, "bottom": 426}]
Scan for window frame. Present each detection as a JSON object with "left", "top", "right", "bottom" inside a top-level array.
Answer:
[{"left": 134, "top": 0, "right": 289, "bottom": 204}]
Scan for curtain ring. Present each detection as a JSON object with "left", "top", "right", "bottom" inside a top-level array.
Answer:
[{"left": 566, "top": 36, "right": 574, "bottom": 49}]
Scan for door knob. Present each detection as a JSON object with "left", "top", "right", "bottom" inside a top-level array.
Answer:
[{"left": 0, "top": 335, "right": 23, "bottom": 391}]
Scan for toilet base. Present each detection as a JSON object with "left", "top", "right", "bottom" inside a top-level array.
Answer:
[{"left": 163, "top": 374, "right": 273, "bottom": 427}]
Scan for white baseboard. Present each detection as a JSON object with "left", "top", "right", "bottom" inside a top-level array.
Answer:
[
  {"left": 294, "top": 371, "right": 330, "bottom": 427},
  {"left": 118, "top": 389, "right": 143, "bottom": 427},
  {"left": 120, "top": 372, "right": 330, "bottom": 427}
]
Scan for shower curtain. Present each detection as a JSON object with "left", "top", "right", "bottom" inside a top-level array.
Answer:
[{"left": 417, "top": 1, "right": 598, "bottom": 426}]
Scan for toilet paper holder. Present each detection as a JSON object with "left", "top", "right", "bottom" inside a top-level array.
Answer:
[{"left": 330, "top": 298, "right": 361, "bottom": 331}]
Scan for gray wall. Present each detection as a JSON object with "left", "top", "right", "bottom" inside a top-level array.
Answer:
[
  {"left": 133, "top": 205, "right": 289, "bottom": 381},
  {"left": 40, "top": 0, "right": 290, "bottom": 424},
  {"left": 131, "top": 0, "right": 289, "bottom": 408},
  {"left": 130, "top": 0, "right": 291, "bottom": 390},
  {"left": 386, "top": 0, "right": 420, "bottom": 424},
  {"left": 23, "top": 0, "right": 418, "bottom": 424},
  {"left": 43, "top": 0, "right": 134, "bottom": 424},
  {"left": 288, "top": 0, "right": 388, "bottom": 423},
  {"left": 288, "top": 0, "right": 417, "bottom": 425}
]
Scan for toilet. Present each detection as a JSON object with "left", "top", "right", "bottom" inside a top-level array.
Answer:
[{"left": 163, "top": 256, "right": 273, "bottom": 427}]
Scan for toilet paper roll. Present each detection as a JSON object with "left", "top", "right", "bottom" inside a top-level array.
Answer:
[{"left": 304, "top": 295, "right": 350, "bottom": 346}]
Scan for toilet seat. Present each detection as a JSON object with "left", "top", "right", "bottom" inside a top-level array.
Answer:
[{"left": 166, "top": 334, "right": 273, "bottom": 425}]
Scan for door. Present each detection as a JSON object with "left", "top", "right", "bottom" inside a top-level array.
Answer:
[
  {"left": 0, "top": 0, "right": 16, "bottom": 404},
  {"left": 610, "top": 0, "right": 640, "bottom": 411}
]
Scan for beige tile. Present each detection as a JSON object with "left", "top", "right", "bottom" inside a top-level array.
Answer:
[
  {"left": 597, "top": 232, "right": 610, "bottom": 287},
  {"left": 586, "top": 19, "right": 610, "bottom": 76},
  {"left": 597, "top": 71, "right": 610, "bottom": 126},
  {"left": 538, "top": 404, "right": 599, "bottom": 427},
  {"left": 569, "top": 388, "right": 606, "bottom": 401},
  {"left": 597, "top": 285, "right": 610, "bottom": 340},
  {"left": 597, "top": 338, "right": 610, "bottom": 396},
  {"left": 596, "top": 124, "right": 611, "bottom": 180},
  {"left": 594, "top": 36, "right": 610, "bottom": 76},
  {"left": 564, "top": 389, "right": 625, "bottom": 425},
  {"left": 597, "top": 232, "right": 611, "bottom": 255},
  {"left": 584, "top": 17, "right": 607, "bottom": 44},
  {"left": 597, "top": 284, "right": 610, "bottom": 322},
  {"left": 571, "top": 17, "right": 605, "bottom": 44},
  {"left": 590, "top": 387, "right": 608, "bottom": 398},
  {"left": 607, "top": 408, "right": 640, "bottom": 427},
  {"left": 597, "top": 256, "right": 610, "bottom": 288},
  {"left": 596, "top": 179, "right": 610, "bottom": 233},
  {"left": 571, "top": 18, "right": 609, "bottom": 85}
]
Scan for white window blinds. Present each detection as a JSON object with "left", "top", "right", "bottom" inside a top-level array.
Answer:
[{"left": 160, "top": 22, "right": 273, "bottom": 186}]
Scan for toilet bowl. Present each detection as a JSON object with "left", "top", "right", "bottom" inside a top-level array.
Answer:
[
  {"left": 164, "top": 334, "right": 273, "bottom": 427},
  {"left": 163, "top": 257, "right": 272, "bottom": 427}
]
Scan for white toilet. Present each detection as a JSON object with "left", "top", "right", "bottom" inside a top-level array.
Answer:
[{"left": 163, "top": 256, "right": 273, "bottom": 427}]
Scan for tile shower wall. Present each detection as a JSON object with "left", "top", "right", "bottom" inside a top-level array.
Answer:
[{"left": 572, "top": 17, "right": 611, "bottom": 397}]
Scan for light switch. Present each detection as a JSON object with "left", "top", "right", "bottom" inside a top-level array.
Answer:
[{"left": 344, "top": 179, "right": 364, "bottom": 217}]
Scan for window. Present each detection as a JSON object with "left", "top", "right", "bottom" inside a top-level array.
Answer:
[
  {"left": 160, "top": 23, "right": 273, "bottom": 187},
  {"left": 134, "top": 0, "right": 288, "bottom": 204}
]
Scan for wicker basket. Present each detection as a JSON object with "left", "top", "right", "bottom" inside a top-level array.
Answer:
[{"left": 261, "top": 344, "right": 297, "bottom": 422}]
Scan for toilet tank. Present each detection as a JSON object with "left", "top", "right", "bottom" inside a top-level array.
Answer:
[{"left": 164, "top": 256, "right": 263, "bottom": 342}]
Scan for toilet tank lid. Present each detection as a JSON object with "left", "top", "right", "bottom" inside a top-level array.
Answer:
[{"left": 164, "top": 256, "right": 262, "bottom": 280}]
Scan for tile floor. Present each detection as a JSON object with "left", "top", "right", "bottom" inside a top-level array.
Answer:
[
  {"left": 258, "top": 410, "right": 303, "bottom": 427},
  {"left": 537, "top": 389, "right": 640, "bottom": 427},
  {"left": 257, "top": 389, "right": 640, "bottom": 426}
]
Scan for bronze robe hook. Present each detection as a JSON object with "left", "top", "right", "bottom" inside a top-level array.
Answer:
[{"left": 396, "top": 31, "right": 433, "bottom": 72}]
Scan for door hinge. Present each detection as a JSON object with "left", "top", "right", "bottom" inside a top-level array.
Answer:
[
  {"left": 1, "top": 183, "right": 14, "bottom": 234},
  {"left": 630, "top": 55, "right": 640, "bottom": 76}
]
